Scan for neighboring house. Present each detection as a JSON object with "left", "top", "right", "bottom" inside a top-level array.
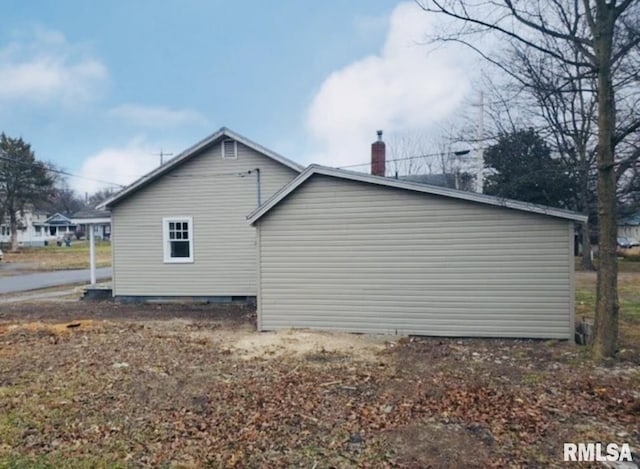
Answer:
[
  {"left": 618, "top": 210, "right": 640, "bottom": 241},
  {"left": 71, "top": 208, "right": 111, "bottom": 240},
  {"left": 401, "top": 173, "right": 457, "bottom": 188},
  {"left": 248, "top": 165, "right": 585, "bottom": 340},
  {"left": 0, "top": 211, "right": 77, "bottom": 247},
  {"left": 44, "top": 213, "right": 77, "bottom": 239},
  {"left": 0, "top": 210, "right": 48, "bottom": 247},
  {"left": 400, "top": 173, "right": 475, "bottom": 192},
  {"left": 99, "top": 127, "right": 303, "bottom": 301}
]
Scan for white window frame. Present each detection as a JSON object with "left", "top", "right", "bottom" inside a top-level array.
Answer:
[
  {"left": 162, "top": 217, "right": 194, "bottom": 263},
  {"left": 221, "top": 139, "right": 238, "bottom": 159}
]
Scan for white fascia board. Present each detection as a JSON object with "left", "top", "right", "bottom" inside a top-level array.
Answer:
[
  {"left": 247, "top": 165, "right": 588, "bottom": 225},
  {"left": 99, "top": 127, "right": 303, "bottom": 210},
  {"left": 247, "top": 165, "right": 315, "bottom": 224},
  {"left": 44, "top": 212, "right": 73, "bottom": 224},
  {"left": 221, "top": 128, "right": 304, "bottom": 172},
  {"left": 71, "top": 217, "right": 111, "bottom": 224}
]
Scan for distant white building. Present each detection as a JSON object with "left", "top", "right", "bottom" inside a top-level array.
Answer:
[
  {"left": 618, "top": 209, "right": 640, "bottom": 241},
  {"left": 71, "top": 208, "right": 111, "bottom": 241},
  {"left": 0, "top": 211, "right": 78, "bottom": 247}
]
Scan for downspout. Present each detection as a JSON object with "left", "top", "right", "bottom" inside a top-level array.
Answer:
[{"left": 255, "top": 168, "right": 261, "bottom": 207}]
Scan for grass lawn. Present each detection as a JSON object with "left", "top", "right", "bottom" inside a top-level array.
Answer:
[
  {"left": 0, "top": 269, "right": 639, "bottom": 467},
  {"left": 2, "top": 241, "right": 111, "bottom": 271},
  {"left": 576, "top": 258, "right": 640, "bottom": 354}
]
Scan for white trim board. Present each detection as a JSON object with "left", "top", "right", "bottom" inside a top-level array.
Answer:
[
  {"left": 99, "top": 127, "right": 304, "bottom": 210},
  {"left": 247, "top": 164, "right": 588, "bottom": 225},
  {"left": 71, "top": 217, "right": 111, "bottom": 224},
  {"left": 162, "top": 216, "right": 194, "bottom": 264}
]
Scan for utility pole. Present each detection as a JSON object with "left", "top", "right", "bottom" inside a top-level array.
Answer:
[
  {"left": 153, "top": 149, "right": 173, "bottom": 166},
  {"left": 474, "top": 91, "right": 485, "bottom": 193}
]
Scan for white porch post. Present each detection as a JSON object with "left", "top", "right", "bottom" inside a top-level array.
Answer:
[{"left": 89, "top": 225, "right": 96, "bottom": 285}]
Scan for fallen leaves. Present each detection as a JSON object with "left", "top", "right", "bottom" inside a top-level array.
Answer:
[{"left": 0, "top": 307, "right": 638, "bottom": 467}]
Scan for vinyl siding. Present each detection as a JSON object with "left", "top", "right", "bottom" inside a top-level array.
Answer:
[
  {"left": 257, "top": 175, "right": 573, "bottom": 339},
  {"left": 111, "top": 141, "right": 298, "bottom": 296},
  {"left": 618, "top": 226, "right": 640, "bottom": 240}
]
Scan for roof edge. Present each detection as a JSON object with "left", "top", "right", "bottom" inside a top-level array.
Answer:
[
  {"left": 99, "top": 127, "right": 304, "bottom": 209},
  {"left": 44, "top": 212, "right": 73, "bottom": 223},
  {"left": 247, "top": 164, "right": 588, "bottom": 225},
  {"left": 70, "top": 217, "right": 111, "bottom": 224}
]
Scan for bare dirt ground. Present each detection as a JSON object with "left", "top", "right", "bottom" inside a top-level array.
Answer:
[{"left": 0, "top": 301, "right": 638, "bottom": 467}]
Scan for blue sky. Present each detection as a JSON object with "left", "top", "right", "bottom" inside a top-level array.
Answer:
[{"left": 0, "top": 1, "right": 477, "bottom": 194}]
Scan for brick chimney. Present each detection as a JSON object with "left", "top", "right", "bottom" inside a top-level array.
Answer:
[{"left": 371, "top": 130, "right": 385, "bottom": 176}]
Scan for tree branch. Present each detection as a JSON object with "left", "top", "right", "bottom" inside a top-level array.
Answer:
[{"left": 416, "top": 0, "right": 594, "bottom": 66}]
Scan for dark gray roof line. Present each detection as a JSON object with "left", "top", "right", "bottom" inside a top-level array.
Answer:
[
  {"left": 98, "top": 127, "right": 304, "bottom": 209},
  {"left": 72, "top": 208, "right": 110, "bottom": 219},
  {"left": 247, "top": 164, "right": 588, "bottom": 224},
  {"left": 400, "top": 173, "right": 457, "bottom": 188}
]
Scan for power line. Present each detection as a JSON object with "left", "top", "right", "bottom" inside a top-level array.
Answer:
[
  {"left": 0, "top": 153, "right": 125, "bottom": 188},
  {"left": 153, "top": 149, "right": 174, "bottom": 166},
  {"left": 167, "top": 169, "right": 257, "bottom": 179},
  {"left": 337, "top": 148, "right": 475, "bottom": 170}
]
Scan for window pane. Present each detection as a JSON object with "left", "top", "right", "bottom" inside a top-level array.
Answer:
[
  {"left": 169, "top": 222, "right": 175, "bottom": 230},
  {"left": 170, "top": 240, "right": 190, "bottom": 258}
]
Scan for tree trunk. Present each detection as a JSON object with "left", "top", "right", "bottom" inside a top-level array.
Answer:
[
  {"left": 581, "top": 219, "right": 594, "bottom": 271},
  {"left": 592, "top": 4, "right": 619, "bottom": 359},
  {"left": 579, "top": 150, "right": 594, "bottom": 271},
  {"left": 9, "top": 211, "right": 19, "bottom": 252}
]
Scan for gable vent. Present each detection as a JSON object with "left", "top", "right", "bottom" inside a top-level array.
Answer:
[{"left": 222, "top": 139, "right": 238, "bottom": 159}]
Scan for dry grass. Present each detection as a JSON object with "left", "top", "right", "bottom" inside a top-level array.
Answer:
[
  {"left": 3, "top": 241, "right": 111, "bottom": 271},
  {"left": 0, "top": 265, "right": 638, "bottom": 466},
  {"left": 618, "top": 246, "right": 640, "bottom": 261},
  {"left": 575, "top": 259, "right": 640, "bottom": 359},
  {"left": 0, "top": 302, "right": 638, "bottom": 467}
]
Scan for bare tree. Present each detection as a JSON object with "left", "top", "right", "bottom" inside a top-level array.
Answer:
[
  {"left": 416, "top": 0, "right": 640, "bottom": 358},
  {"left": 385, "top": 128, "right": 474, "bottom": 191},
  {"left": 505, "top": 45, "right": 599, "bottom": 270},
  {"left": 88, "top": 188, "right": 117, "bottom": 207},
  {"left": 45, "top": 178, "right": 86, "bottom": 215},
  {"left": 386, "top": 132, "right": 432, "bottom": 176}
]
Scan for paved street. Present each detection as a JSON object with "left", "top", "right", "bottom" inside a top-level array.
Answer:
[{"left": 0, "top": 268, "right": 112, "bottom": 294}]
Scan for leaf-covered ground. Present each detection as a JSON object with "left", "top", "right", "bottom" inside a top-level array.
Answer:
[{"left": 0, "top": 301, "right": 638, "bottom": 468}]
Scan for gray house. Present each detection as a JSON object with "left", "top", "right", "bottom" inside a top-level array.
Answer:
[
  {"left": 104, "top": 129, "right": 585, "bottom": 339},
  {"left": 618, "top": 210, "right": 640, "bottom": 241},
  {"left": 248, "top": 165, "right": 586, "bottom": 339},
  {"left": 100, "top": 127, "right": 302, "bottom": 301},
  {"left": 71, "top": 208, "right": 111, "bottom": 240}
]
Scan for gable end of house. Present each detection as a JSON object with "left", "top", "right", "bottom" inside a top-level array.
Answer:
[{"left": 99, "top": 127, "right": 303, "bottom": 210}]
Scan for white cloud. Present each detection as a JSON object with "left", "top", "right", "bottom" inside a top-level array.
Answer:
[
  {"left": 108, "top": 104, "right": 210, "bottom": 128},
  {"left": 0, "top": 26, "right": 108, "bottom": 107},
  {"left": 72, "top": 139, "right": 161, "bottom": 195},
  {"left": 306, "top": 2, "right": 473, "bottom": 168}
]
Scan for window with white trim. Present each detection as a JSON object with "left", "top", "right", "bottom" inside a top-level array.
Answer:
[
  {"left": 163, "top": 217, "right": 194, "bottom": 263},
  {"left": 221, "top": 139, "right": 237, "bottom": 159}
]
